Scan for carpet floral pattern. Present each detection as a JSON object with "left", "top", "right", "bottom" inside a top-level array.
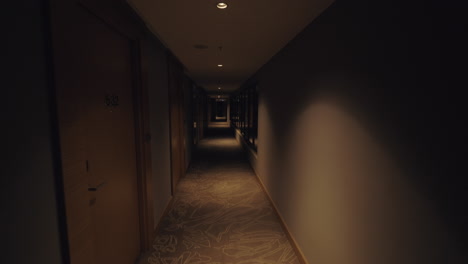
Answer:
[{"left": 147, "top": 136, "right": 299, "bottom": 264}]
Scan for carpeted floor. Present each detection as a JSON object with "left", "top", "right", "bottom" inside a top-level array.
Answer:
[{"left": 146, "top": 129, "right": 299, "bottom": 264}]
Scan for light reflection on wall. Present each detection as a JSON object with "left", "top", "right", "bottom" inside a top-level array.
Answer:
[{"left": 280, "top": 100, "right": 446, "bottom": 264}]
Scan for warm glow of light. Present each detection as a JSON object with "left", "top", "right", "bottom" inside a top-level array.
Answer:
[
  {"left": 218, "top": 87, "right": 221, "bottom": 90},
  {"left": 217, "top": 64, "right": 223, "bottom": 67},
  {"left": 217, "top": 3, "right": 228, "bottom": 9}
]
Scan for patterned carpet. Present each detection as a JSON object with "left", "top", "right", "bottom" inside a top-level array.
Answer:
[{"left": 146, "top": 129, "right": 299, "bottom": 264}]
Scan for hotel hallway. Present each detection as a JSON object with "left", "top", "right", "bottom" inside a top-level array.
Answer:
[{"left": 145, "top": 128, "right": 299, "bottom": 264}]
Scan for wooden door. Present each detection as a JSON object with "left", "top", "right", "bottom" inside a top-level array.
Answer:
[{"left": 51, "top": 1, "right": 141, "bottom": 263}]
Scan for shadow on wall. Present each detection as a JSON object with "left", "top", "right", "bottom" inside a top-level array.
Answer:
[
  {"left": 261, "top": 67, "right": 466, "bottom": 264},
  {"left": 261, "top": 72, "right": 466, "bottom": 264},
  {"left": 252, "top": 0, "right": 468, "bottom": 263},
  {"left": 287, "top": 97, "right": 450, "bottom": 264},
  {"left": 261, "top": 85, "right": 464, "bottom": 264}
]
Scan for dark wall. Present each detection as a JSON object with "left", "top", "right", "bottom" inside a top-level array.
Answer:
[
  {"left": 146, "top": 33, "right": 173, "bottom": 229},
  {"left": 246, "top": 0, "right": 467, "bottom": 263},
  {"left": 3, "top": 1, "right": 66, "bottom": 263},
  {"left": 183, "top": 77, "right": 194, "bottom": 170}
]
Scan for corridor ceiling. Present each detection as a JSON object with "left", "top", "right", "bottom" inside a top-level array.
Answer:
[{"left": 127, "top": 0, "right": 334, "bottom": 92}]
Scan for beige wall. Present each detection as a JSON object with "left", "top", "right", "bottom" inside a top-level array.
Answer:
[
  {"left": 243, "top": 1, "right": 465, "bottom": 263},
  {"left": 257, "top": 99, "right": 447, "bottom": 264},
  {"left": 146, "top": 34, "right": 173, "bottom": 229}
]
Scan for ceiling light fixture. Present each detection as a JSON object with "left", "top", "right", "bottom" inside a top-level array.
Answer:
[
  {"left": 217, "top": 3, "right": 228, "bottom": 9},
  {"left": 217, "top": 64, "right": 223, "bottom": 67},
  {"left": 218, "top": 87, "right": 221, "bottom": 90}
]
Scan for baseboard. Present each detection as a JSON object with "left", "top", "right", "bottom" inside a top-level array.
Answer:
[
  {"left": 253, "top": 173, "right": 309, "bottom": 264},
  {"left": 234, "top": 128, "right": 308, "bottom": 264},
  {"left": 152, "top": 196, "right": 174, "bottom": 241}
]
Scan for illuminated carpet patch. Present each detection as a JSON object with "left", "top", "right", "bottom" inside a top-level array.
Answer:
[{"left": 147, "top": 136, "right": 299, "bottom": 264}]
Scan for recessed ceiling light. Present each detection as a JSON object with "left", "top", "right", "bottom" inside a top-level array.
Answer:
[
  {"left": 217, "top": 64, "right": 223, "bottom": 67},
  {"left": 218, "top": 87, "right": 221, "bottom": 89},
  {"left": 217, "top": 3, "right": 228, "bottom": 9}
]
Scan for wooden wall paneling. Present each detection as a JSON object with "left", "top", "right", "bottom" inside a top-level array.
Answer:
[
  {"left": 167, "top": 53, "right": 183, "bottom": 194},
  {"left": 192, "top": 85, "right": 204, "bottom": 145},
  {"left": 132, "top": 36, "right": 155, "bottom": 251},
  {"left": 178, "top": 67, "right": 186, "bottom": 181},
  {"left": 200, "top": 89, "right": 204, "bottom": 140},
  {"left": 200, "top": 88, "right": 204, "bottom": 140},
  {"left": 197, "top": 87, "right": 207, "bottom": 142},
  {"left": 167, "top": 54, "right": 176, "bottom": 194},
  {"left": 178, "top": 76, "right": 186, "bottom": 173},
  {"left": 199, "top": 91, "right": 203, "bottom": 141}
]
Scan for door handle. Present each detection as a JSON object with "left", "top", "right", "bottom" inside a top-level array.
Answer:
[{"left": 88, "top": 182, "right": 106, "bottom": 192}]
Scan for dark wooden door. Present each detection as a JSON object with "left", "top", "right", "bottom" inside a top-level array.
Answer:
[{"left": 51, "top": 1, "right": 141, "bottom": 263}]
